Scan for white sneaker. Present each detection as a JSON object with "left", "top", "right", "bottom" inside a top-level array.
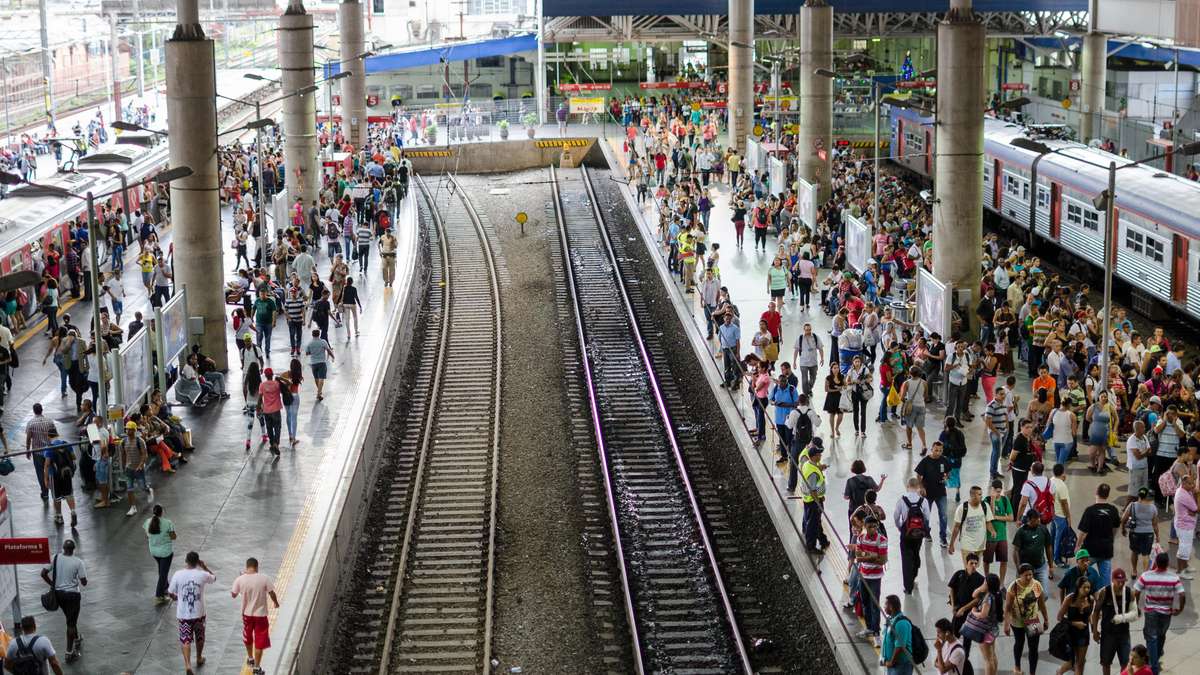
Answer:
[
  {"left": 856, "top": 629, "right": 872, "bottom": 639},
  {"left": 1181, "top": 570, "right": 1196, "bottom": 580},
  {"left": 125, "top": 505, "right": 138, "bottom": 517},
  {"left": 148, "top": 488, "right": 155, "bottom": 502},
  {"left": 872, "top": 635, "right": 881, "bottom": 648}
]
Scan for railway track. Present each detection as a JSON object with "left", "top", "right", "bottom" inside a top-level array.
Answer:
[
  {"left": 354, "top": 174, "right": 501, "bottom": 674},
  {"left": 551, "top": 164, "right": 753, "bottom": 674}
]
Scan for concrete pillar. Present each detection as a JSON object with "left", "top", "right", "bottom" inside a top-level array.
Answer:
[
  {"left": 279, "top": 2, "right": 318, "bottom": 212},
  {"left": 1080, "top": 31, "right": 1107, "bottom": 142},
  {"left": 933, "top": 0, "right": 986, "bottom": 329},
  {"left": 797, "top": 0, "right": 833, "bottom": 203},
  {"left": 535, "top": 0, "right": 547, "bottom": 124},
  {"left": 727, "top": 0, "right": 753, "bottom": 153},
  {"left": 167, "top": 0, "right": 228, "bottom": 369},
  {"left": 339, "top": 0, "right": 367, "bottom": 148},
  {"left": 110, "top": 13, "right": 123, "bottom": 123}
]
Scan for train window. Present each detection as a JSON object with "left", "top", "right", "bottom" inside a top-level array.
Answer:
[
  {"left": 1022, "top": 180, "right": 1030, "bottom": 201},
  {"left": 983, "top": 165, "right": 991, "bottom": 183},
  {"left": 1126, "top": 229, "right": 1143, "bottom": 254},
  {"left": 1004, "top": 173, "right": 1023, "bottom": 199},
  {"left": 1036, "top": 186, "right": 1049, "bottom": 209},
  {"left": 1066, "top": 201, "right": 1083, "bottom": 227},
  {"left": 1081, "top": 209, "right": 1100, "bottom": 232},
  {"left": 1145, "top": 236, "right": 1165, "bottom": 264},
  {"left": 7, "top": 253, "right": 22, "bottom": 273}
]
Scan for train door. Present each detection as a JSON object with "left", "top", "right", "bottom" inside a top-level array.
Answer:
[
  {"left": 924, "top": 129, "right": 932, "bottom": 175},
  {"left": 1049, "top": 183, "right": 1062, "bottom": 239},
  {"left": 1173, "top": 234, "right": 1188, "bottom": 302},
  {"left": 993, "top": 159, "right": 1003, "bottom": 211},
  {"left": 896, "top": 119, "right": 905, "bottom": 160}
]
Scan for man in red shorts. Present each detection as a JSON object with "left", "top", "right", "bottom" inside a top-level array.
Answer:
[
  {"left": 231, "top": 557, "right": 280, "bottom": 674},
  {"left": 167, "top": 551, "right": 216, "bottom": 675}
]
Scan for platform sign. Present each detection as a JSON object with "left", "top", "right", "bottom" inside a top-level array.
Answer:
[
  {"left": 845, "top": 214, "right": 870, "bottom": 273},
  {"left": 568, "top": 97, "right": 606, "bottom": 114},
  {"left": 0, "top": 539, "right": 50, "bottom": 566},
  {"left": 768, "top": 155, "right": 786, "bottom": 197},
  {"left": 797, "top": 177, "right": 817, "bottom": 230},
  {"left": 917, "top": 268, "right": 952, "bottom": 338},
  {"left": 119, "top": 325, "right": 153, "bottom": 409}
]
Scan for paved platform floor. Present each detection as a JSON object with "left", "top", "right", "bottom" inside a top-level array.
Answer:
[
  {"left": 608, "top": 140, "right": 1200, "bottom": 674},
  {"left": 0, "top": 193, "right": 412, "bottom": 672}
]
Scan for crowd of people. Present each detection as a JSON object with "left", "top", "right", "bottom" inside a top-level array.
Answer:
[
  {"left": 621, "top": 97, "right": 1191, "bottom": 675},
  {"left": 0, "top": 110, "right": 417, "bottom": 672}
]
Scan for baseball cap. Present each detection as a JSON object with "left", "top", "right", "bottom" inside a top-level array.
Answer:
[
  {"left": 1075, "top": 549, "right": 1091, "bottom": 560},
  {"left": 125, "top": 421, "right": 138, "bottom": 430},
  {"left": 264, "top": 368, "right": 274, "bottom": 377},
  {"left": 1149, "top": 396, "right": 1162, "bottom": 405},
  {"left": 1112, "top": 568, "right": 1127, "bottom": 581}
]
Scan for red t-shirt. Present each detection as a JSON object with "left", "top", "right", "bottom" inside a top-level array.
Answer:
[{"left": 258, "top": 379, "right": 283, "bottom": 414}]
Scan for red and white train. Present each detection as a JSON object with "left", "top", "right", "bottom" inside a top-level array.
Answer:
[{"left": 889, "top": 105, "right": 1200, "bottom": 319}]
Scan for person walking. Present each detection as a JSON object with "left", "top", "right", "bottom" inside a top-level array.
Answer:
[
  {"left": 1013, "top": 508, "right": 1055, "bottom": 591},
  {"left": 231, "top": 557, "right": 281, "bottom": 675},
  {"left": 4, "top": 615, "right": 65, "bottom": 675},
  {"left": 1132, "top": 551, "right": 1185, "bottom": 674},
  {"left": 252, "top": 291, "right": 277, "bottom": 356},
  {"left": 881, "top": 595, "right": 915, "bottom": 675},
  {"left": 42, "top": 435, "right": 77, "bottom": 528},
  {"left": 304, "top": 329, "right": 334, "bottom": 401},
  {"left": 1077, "top": 482, "right": 1123, "bottom": 587},
  {"left": 341, "top": 277, "right": 363, "bottom": 338},
  {"left": 799, "top": 444, "right": 831, "bottom": 552},
  {"left": 380, "top": 229, "right": 398, "bottom": 287},
  {"left": 716, "top": 312, "right": 741, "bottom": 388},
  {"left": 894, "top": 477, "right": 931, "bottom": 595},
  {"left": 119, "top": 420, "right": 152, "bottom": 517},
  {"left": 1005, "top": 562, "right": 1050, "bottom": 675},
  {"left": 24, "top": 403, "right": 57, "bottom": 501},
  {"left": 914, "top": 442, "right": 951, "bottom": 547},
  {"left": 144, "top": 504, "right": 177, "bottom": 604},
  {"left": 282, "top": 285, "right": 306, "bottom": 357},
  {"left": 769, "top": 372, "right": 799, "bottom": 462},
  {"left": 852, "top": 515, "right": 887, "bottom": 646},
  {"left": 1092, "top": 567, "right": 1137, "bottom": 675},
  {"left": 355, "top": 217, "right": 373, "bottom": 274},
  {"left": 281, "top": 359, "right": 303, "bottom": 446},
  {"left": 39, "top": 540, "right": 87, "bottom": 662},
  {"left": 793, "top": 323, "right": 823, "bottom": 397},
  {"left": 167, "top": 552, "right": 216, "bottom": 675},
  {"left": 257, "top": 368, "right": 284, "bottom": 456}
]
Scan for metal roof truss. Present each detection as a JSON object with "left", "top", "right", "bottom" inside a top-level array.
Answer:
[{"left": 543, "top": 11, "right": 1088, "bottom": 41}]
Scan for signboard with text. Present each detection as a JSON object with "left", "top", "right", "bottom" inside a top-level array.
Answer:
[
  {"left": 568, "top": 97, "right": 606, "bottom": 114},
  {"left": 0, "top": 539, "right": 50, "bottom": 566},
  {"left": 0, "top": 488, "right": 13, "bottom": 614},
  {"left": 797, "top": 177, "right": 817, "bottom": 230},
  {"left": 559, "top": 83, "right": 612, "bottom": 92},
  {"left": 845, "top": 214, "right": 870, "bottom": 273},
  {"left": 917, "top": 268, "right": 952, "bottom": 338},
  {"left": 1001, "top": 82, "right": 1030, "bottom": 91},
  {"left": 639, "top": 81, "right": 706, "bottom": 90}
]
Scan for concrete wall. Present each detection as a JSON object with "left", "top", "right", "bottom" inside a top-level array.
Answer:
[
  {"left": 266, "top": 191, "right": 429, "bottom": 674},
  {"left": 404, "top": 137, "right": 605, "bottom": 174}
]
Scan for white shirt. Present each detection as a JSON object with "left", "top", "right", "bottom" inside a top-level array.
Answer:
[
  {"left": 1050, "top": 409, "right": 1075, "bottom": 444},
  {"left": 168, "top": 567, "right": 216, "bottom": 620},
  {"left": 1046, "top": 350, "right": 1065, "bottom": 376},
  {"left": 1127, "top": 434, "right": 1151, "bottom": 471}
]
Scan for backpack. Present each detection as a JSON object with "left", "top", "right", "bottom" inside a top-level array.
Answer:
[
  {"left": 1159, "top": 468, "right": 1179, "bottom": 497},
  {"left": 901, "top": 497, "right": 929, "bottom": 542},
  {"left": 8, "top": 635, "right": 43, "bottom": 675},
  {"left": 958, "top": 501, "right": 991, "bottom": 528},
  {"left": 894, "top": 615, "right": 929, "bottom": 664},
  {"left": 1032, "top": 479, "right": 1055, "bottom": 523},
  {"left": 280, "top": 383, "right": 294, "bottom": 407},
  {"left": 52, "top": 446, "right": 74, "bottom": 482},
  {"left": 792, "top": 407, "right": 814, "bottom": 448}
]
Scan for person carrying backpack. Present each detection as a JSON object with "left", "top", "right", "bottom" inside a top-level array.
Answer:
[
  {"left": 883, "top": 594, "right": 927, "bottom": 673},
  {"left": 893, "top": 477, "right": 931, "bottom": 595},
  {"left": 42, "top": 436, "right": 77, "bottom": 528},
  {"left": 933, "top": 617, "right": 971, "bottom": 675},
  {"left": 785, "top": 394, "right": 820, "bottom": 492},
  {"left": 4, "top": 615, "right": 63, "bottom": 675}
]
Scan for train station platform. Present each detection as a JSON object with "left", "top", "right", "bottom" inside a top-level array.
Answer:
[
  {"left": 601, "top": 139, "right": 1200, "bottom": 673},
  {"left": 0, "top": 189, "right": 422, "bottom": 672}
]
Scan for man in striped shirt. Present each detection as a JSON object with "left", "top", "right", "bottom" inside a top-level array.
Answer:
[
  {"left": 25, "top": 403, "right": 58, "bottom": 500},
  {"left": 1133, "top": 551, "right": 1186, "bottom": 674},
  {"left": 1028, "top": 307, "right": 1053, "bottom": 377},
  {"left": 282, "top": 284, "right": 307, "bottom": 357},
  {"left": 355, "top": 219, "right": 374, "bottom": 274},
  {"left": 853, "top": 516, "right": 888, "bottom": 645}
]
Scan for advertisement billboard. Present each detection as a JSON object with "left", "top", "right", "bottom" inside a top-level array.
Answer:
[
  {"left": 917, "top": 268, "right": 952, "bottom": 338},
  {"left": 119, "top": 326, "right": 153, "bottom": 408},
  {"left": 159, "top": 288, "right": 190, "bottom": 365},
  {"left": 797, "top": 177, "right": 817, "bottom": 230},
  {"left": 845, "top": 214, "right": 870, "bottom": 273},
  {"left": 768, "top": 156, "right": 786, "bottom": 197},
  {"left": 568, "top": 97, "right": 606, "bottom": 114}
]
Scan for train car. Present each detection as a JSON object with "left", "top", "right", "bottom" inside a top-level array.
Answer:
[
  {"left": 887, "top": 103, "right": 935, "bottom": 178},
  {"left": 887, "top": 105, "right": 1200, "bottom": 321}
]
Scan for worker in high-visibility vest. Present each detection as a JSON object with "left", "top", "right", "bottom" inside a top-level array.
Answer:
[
  {"left": 799, "top": 443, "right": 832, "bottom": 552},
  {"left": 677, "top": 226, "right": 696, "bottom": 292}
]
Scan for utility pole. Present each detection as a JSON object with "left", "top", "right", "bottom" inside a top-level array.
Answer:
[
  {"left": 110, "top": 14, "right": 123, "bottom": 123},
  {"left": 134, "top": 0, "right": 146, "bottom": 98},
  {"left": 39, "top": 0, "right": 54, "bottom": 120}
]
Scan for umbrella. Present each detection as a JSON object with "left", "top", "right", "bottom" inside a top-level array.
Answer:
[{"left": 0, "top": 270, "right": 42, "bottom": 293}]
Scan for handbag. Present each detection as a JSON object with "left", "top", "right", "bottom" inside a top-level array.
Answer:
[
  {"left": 886, "top": 384, "right": 901, "bottom": 407},
  {"left": 764, "top": 341, "right": 780, "bottom": 362},
  {"left": 838, "top": 395, "right": 852, "bottom": 413},
  {"left": 40, "top": 555, "right": 58, "bottom": 612},
  {"left": 1042, "top": 420, "right": 1055, "bottom": 441},
  {"left": 960, "top": 611, "right": 992, "bottom": 643},
  {"left": 0, "top": 457, "right": 12, "bottom": 476},
  {"left": 1048, "top": 619, "right": 1073, "bottom": 660}
]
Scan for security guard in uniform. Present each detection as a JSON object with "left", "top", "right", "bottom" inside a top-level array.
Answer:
[{"left": 799, "top": 444, "right": 832, "bottom": 552}]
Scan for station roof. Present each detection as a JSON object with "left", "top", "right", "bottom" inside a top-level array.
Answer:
[
  {"left": 542, "top": 0, "right": 1087, "bottom": 16},
  {"left": 325, "top": 33, "right": 537, "bottom": 77},
  {"left": 1021, "top": 36, "right": 1200, "bottom": 69}
]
